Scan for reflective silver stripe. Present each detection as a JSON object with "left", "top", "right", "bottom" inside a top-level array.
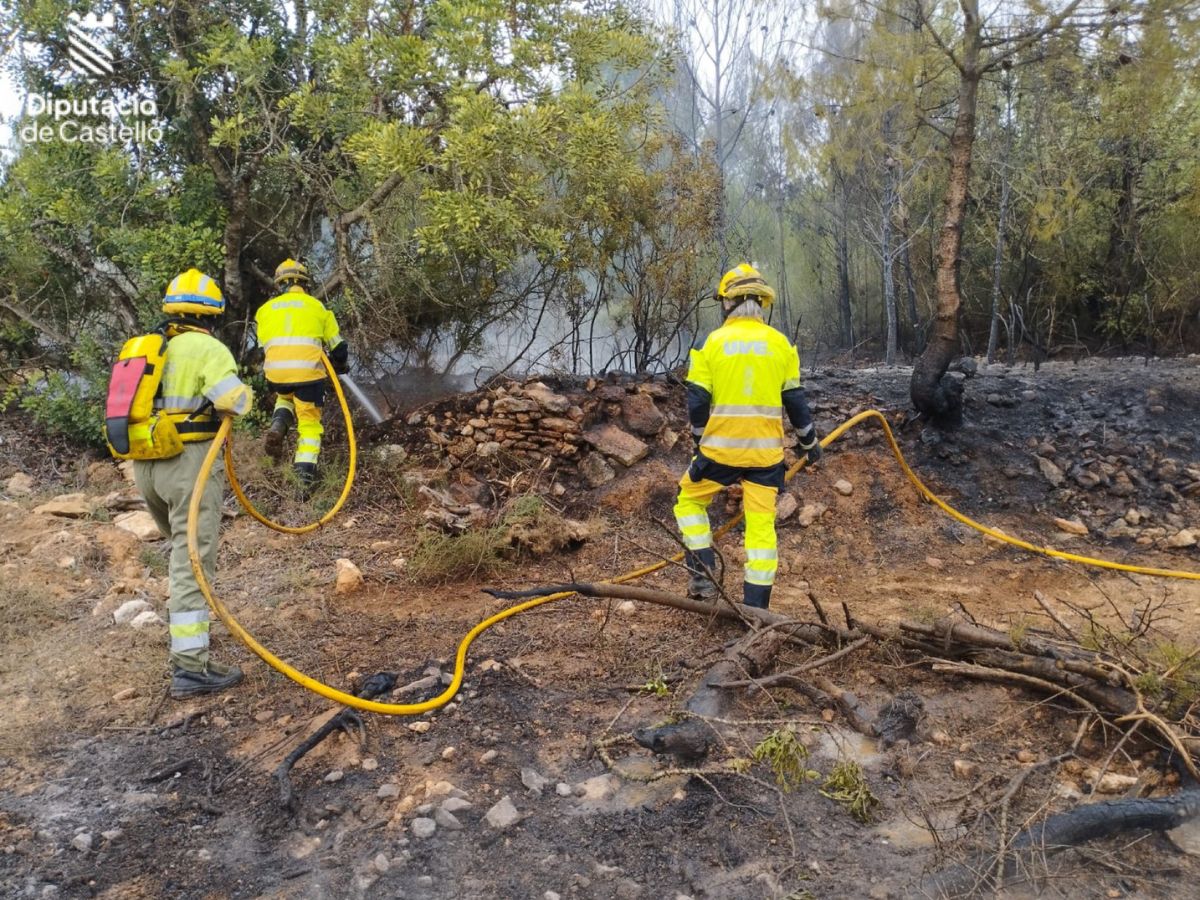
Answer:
[
  {"left": 230, "top": 392, "right": 251, "bottom": 415},
  {"left": 796, "top": 423, "right": 814, "bottom": 437},
  {"left": 783, "top": 377, "right": 801, "bottom": 390},
  {"left": 205, "top": 374, "right": 246, "bottom": 403},
  {"left": 265, "top": 336, "right": 323, "bottom": 349},
  {"left": 296, "top": 452, "right": 319, "bottom": 463},
  {"left": 155, "top": 395, "right": 204, "bottom": 411},
  {"left": 700, "top": 436, "right": 782, "bottom": 450},
  {"left": 170, "top": 633, "right": 209, "bottom": 652},
  {"left": 744, "top": 569, "right": 776, "bottom": 585},
  {"left": 264, "top": 360, "right": 322, "bottom": 372},
  {"left": 710, "top": 404, "right": 783, "bottom": 417},
  {"left": 676, "top": 514, "right": 709, "bottom": 529},
  {"left": 746, "top": 549, "right": 777, "bottom": 561},
  {"left": 691, "top": 426, "right": 705, "bottom": 438},
  {"left": 683, "top": 535, "right": 712, "bottom": 549},
  {"left": 170, "top": 610, "right": 208, "bottom": 626}
]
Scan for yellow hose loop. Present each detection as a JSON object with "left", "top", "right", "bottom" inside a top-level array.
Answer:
[
  {"left": 225, "top": 352, "right": 357, "bottom": 535},
  {"left": 189, "top": 407, "right": 1200, "bottom": 718}
]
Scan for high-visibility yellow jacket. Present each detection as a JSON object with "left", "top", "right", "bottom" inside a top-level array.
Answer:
[
  {"left": 155, "top": 328, "right": 253, "bottom": 441},
  {"left": 685, "top": 315, "right": 814, "bottom": 469},
  {"left": 255, "top": 286, "right": 345, "bottom": 387}
]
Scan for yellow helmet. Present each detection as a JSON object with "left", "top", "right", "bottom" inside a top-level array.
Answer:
[
  {"left": 717, "top": 263, "right": 775, "bottom": 308},
  {"left": 274, "top": 258, "right": 309, "bottom": 286},
  {"left": 162, "top": 269, "right": 225, "bottom": 317}
]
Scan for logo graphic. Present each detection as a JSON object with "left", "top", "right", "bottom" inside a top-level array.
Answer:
[{"left": 66, "top": 11, "right": 115, "bottom": 78}]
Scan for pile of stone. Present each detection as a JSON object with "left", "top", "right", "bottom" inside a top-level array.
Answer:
[{"left": 391, "top": 377, "right": 685, "bottom": 486}]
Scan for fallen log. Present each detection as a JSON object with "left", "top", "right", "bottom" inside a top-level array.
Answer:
[
  {"left": 273, "top": 671, "right": 397, "bottom": 813},
  {"left": 919, "top": 789, "right": 1200, "bottom": 898}
]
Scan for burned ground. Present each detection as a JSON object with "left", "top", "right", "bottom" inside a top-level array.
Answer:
[{"left": 4, "top": 358, "right": 1200, "bottom": 899}]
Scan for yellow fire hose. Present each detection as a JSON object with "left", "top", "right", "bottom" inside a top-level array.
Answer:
[{"left": 188, "top": 388, "right": 1200, "bottom": 716}]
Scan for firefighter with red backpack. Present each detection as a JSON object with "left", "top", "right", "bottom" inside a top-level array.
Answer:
[{"left": 105, "top": 269, "right": 252, "bottom": 698}]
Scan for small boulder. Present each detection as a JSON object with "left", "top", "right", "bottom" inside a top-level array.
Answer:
[
  {"left": 579, "top": 453, "right": 616, "bottom": 488},
  {"left": 70, "top": 833, "right": 93, "bottom": 853},
  {"left": 776, "top": 494, "right": 799, "bottom": 522},
  {"left": 34, "top": 493, "right": 91, "bottom": 518},
  {"left": 410, "top": 817, "right": 437, "bottom": 839},
  {"left": 833, "top": 479, "right": 853, "bottom": 497},
  {"left": 112, "top": 687, "right": 138, "bottom": 702},
  {"left": 113, "top": 599, "right": 153, "bottom": 626},
  {"left": 1167, "top": 529, "right": 1197, "bottom": 549},
  {"left": 335, "top": 559, "right": 364, "bottom": 595},
  {"left": 797, "top": 503, "right": 826, "bottom": 527},
  {"left": 521, "top": 767, "right": 549, "bottom": 796},
  {"left": 130, "top": 610, "right": 164, "bottom": 629},
  {"left": 1053, "top": 517, "right": 1089, "bottom": 536},
  {"left": 582, "top": 425, "right": 649, "bottom": 468},
  {"left": 952, "top": 759, "right": 979, "bottom": 780},
  {"left": 377, "top": 784, "right": 401, "bottom": 800},
  {"left": 433, "top": 807, "right": 463, "bottom": 830},
  {"left": 484, "top": 796, "right": 520, "bottom": 830},
  {"left": 620, "top": 393, "right": 665, "bottom": 437},
  {"left": 113, "top": 510, "right": 163, "bottom": 542},
  {"left": 324, "top": 770, "right": 345, "bottom": 783},
  {"left": 5, "top": 472, "right": 34, "bottom": 496},
  {"left": 1036, "top": 456, "right": 1065, "bottom": 488}
]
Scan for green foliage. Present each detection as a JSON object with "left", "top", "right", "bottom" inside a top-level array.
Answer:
[
  {"left": 639, "top": 661, "right": 671, "bottom": 697},
  {"left": 13, "top": 338, "right": 110, "bottom": 448},
  {"left": 407, "top": 526, "right": 510, "bottom": 583},
  {"left": 752, "top": 728, "right": 820, "bottom": 792},
  {"left": 820, "top": 759, "right": 879, "bottom": 824}
]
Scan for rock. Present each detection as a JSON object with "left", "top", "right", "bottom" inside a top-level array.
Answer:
[
  {"left": 658, "top": 428, "right": 680, "bottom": 451},
  {"left": 440, "top": 747, "right": 456, "bottom": 761},
  {"left": 253, "top": 709, "right": 274, "bottom": 723},
  {"left": 408, "top": 721, "right": 431, "bottom": 734},
  {"left": 521, "top": 767, "right": 549, "bottom": 795},
  {"left": 130, "top": 610, "right": 164, "bottom": 629},
  {"left": 620, "top": 393, "right": 665, "bottom": 437},
  {"left": 1167, "top": 529, "right": 1197, "bottom": 549},
  {"left": 335, "top": 558, "right": 364, "bottom": 595},
  {"left": 34, "top": 494, "right": 91, "bottom": 518},
  {"left": 1125, "top": 508, "right": 1146, "bottom": 526},
  {"left": 776, "top": 494, "right": 798, "bottom": 522},
  {"left": 113, "top": 598, "right": 153, "bottom": 626},
  {"left": 1016, "top": 749, "right": 1037, "bottom": 764},
  {"left": 479, "top": 749, "right": 498, "bottom": 764},
  {"left": 579, "top": 452, "right": 616, "bottom": 488},
  {"left": 1036, "top": 456, "right": 1065, "bottom": 487},
  {"left": 952, "top": 759, "right": 979, "bottom": 780},
  {"left": 71, "top": 833, "right": 93, "bottom": 852},
  {"left": 523, "top": 384, "right": 572, "bottom": 415},
  {"left": 925, "top": 556, "right": 944, "bottom": 570},
  {"left": 930, "top": 731, "right": 951, "bottom": 746},
  {"left": 410, "top": 817, "right": 437, "bottom": 839},
  {"left": 377, "top": 784, "right": 401, "bottom": 800},
  {"left": 545, "top": 893, "right": 562, "bottom": 900},
  {"left": 555, "top": 782, "right": 572, "bottom": 797},
  {"left": 833, "top": 479, "right": 853, "bottom": 497},
  {"left": 433, "top": 808, "right": 463, "bottom": 830},
  {"left": 577, "top": 773, "right": 618, "bottom": 801},
  {"left": 1053, "top": 517, "right": 1089, "bottom": 536},
  {"left": 100, "top": 829, "right": 123, "bottom": 842},
  {"left": 1093, "top": 771, "right": 1138, "bottom": 794},
  {"left": 582, "top": 424, "right": 649, "bottom": 467},
  {"left": 324, "top": 770, "right": 345, "bottom": 784},
  {"left": 441, "top": 796, "right": 472, "bottom": 813},
  {"left": 57, "top": 556, "right": 76, "bottom": 569},
  {"left": 797, "top": 503, "right": 827, "bottom": 527},
  {"left": 373, "top": 852, "right": 390, "bottom": 874},
  {"left": 378, "top": 444, "right": 408, "bottom": 465},
  {"left": 5, "top": 472, "right": 34, "bottom": 496},
  {"left": 113, "top": 510, "right": 162, "bottom": 542},
  {"left": 361, "top": 757, "right": 379, "bottom": 771},
  {"left": 112, "top": 687, "right": 138, "bottom": 702},
  {"left": 484, "top": 796, "right": 520, "bottom": 830}
]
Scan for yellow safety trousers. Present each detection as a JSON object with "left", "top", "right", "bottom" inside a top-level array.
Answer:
[
  {"left": 274, "top": 393, "right": 324, "bottom": 466},
  {"left": 674, "top": 472, "right": 779, "bottom": 588}
]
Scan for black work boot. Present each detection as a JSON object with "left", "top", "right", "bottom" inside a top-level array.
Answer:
[
  {"left": 264, "top": 409, "right": 294, "bottom": 462},
  {"left": 685, "top": 548, "right": 718, "bottom": 600},
  {"left": 170, "top": 661, "right": 244, "bottom": 699},
  {"left": 743, "top": 582, "right": 772, "bottom": 610},
  {"left": 294, "top": 462, "right": 318, "bottom": 497}
]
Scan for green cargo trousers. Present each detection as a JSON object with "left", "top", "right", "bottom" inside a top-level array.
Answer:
[{"left": 133, "top": 441, "right": 225, "bottom": 673}]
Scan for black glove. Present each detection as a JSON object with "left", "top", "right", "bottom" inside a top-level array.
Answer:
[
  {"left": 329, "top": 343, "right": 350, "bottom": 375},
  {"left": 800, "top": 435, "right": 822, "bottom": 465},
  {"left": 332, "top": 356, "right": 350, "bottom": 375}
]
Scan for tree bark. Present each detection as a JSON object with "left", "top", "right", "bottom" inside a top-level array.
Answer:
[
  {"left": 910, "top": 0, "right": 981, "bottom": 428},
  {"left": 986, "top": 74, "right": 1014, "bottom": 364},
  {"left": 883, "top": 159, "right": 898, "bottom": 365},
  {"left": 834, "top": 165, "right": 854, "bottom": 350}
]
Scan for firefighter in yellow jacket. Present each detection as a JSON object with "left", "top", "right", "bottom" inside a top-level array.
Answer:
[
  {"left": 133, "top": 270, "right": 253, "bottom": 697},
  {"left": 256, "top": 259, "right": 348, "bottom": 487},
  {"left": 674, "top": 264, "right": 821, "bottom": 610}
]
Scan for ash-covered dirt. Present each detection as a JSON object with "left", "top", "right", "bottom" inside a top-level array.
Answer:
[{"left": 4, "top": 358, "right": 1200, "bottom": 900}]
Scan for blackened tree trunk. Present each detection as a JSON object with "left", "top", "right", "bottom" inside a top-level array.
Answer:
[
  {"left": 986, "top": 72, "right": 1014, "bottom": 364},
  {"left": 910, "top": 0, "right": 981, "bottom": 429}
]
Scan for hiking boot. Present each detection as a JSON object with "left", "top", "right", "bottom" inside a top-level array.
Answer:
[
  {"left": 294, "top": 462, "right": 318, "bottom": 498},
  {"left": 170, "top": 661, "right": 244, "bottom": 699},
  {"left": 684, "top": 547, "right": 718, "bottom": 600},
  {"left": 264, "top": 412, "right": 292, "bottom": 462},
  {"left": 688, "top": 573, "right": 719, "bottom": 600}
]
